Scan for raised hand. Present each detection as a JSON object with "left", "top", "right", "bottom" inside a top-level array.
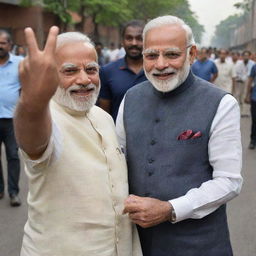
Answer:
[{"left": 19, "top": 26, "right": 60, "bottom": 110}]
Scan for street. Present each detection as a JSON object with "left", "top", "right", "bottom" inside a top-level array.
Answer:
[{"left": 0, "top": 117, "right": 255, "bottom": 256}]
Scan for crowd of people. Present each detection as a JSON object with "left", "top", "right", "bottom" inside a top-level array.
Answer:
[
  {"left": 0, "top": 13, "right": 254, "bottom": 256},
  {"left": 191, "top": 47, "right": 256, "bottom": 149}
]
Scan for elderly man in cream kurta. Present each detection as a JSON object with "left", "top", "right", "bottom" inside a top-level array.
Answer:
[{"left": 14, "top": 27, "right": 142, "bottom": 256}]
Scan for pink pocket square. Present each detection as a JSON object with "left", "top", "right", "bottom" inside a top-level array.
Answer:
[
  {"left": 191, "top": 131, "right": 202, "bottom": 139},
  {"left": 177, "top": 130, "right": 202, "bottom": 140}
]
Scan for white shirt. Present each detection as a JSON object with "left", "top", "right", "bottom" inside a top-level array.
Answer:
[
  {"left": 214, "top": 59, "right": 236, "bottom": 93},
  {"left": 235, "top": 59, "right": 255, "bottom": 82},
  {"left": 116, "top": 94, "right": 243, "bottom": 223}
]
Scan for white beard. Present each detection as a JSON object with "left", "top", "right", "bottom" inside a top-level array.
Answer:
[
  {"left": 144, "top": 55, "right": 191, "bottom": 93},
  {"left": 53, "top": 83, "right": 100, "bottom": 112}
]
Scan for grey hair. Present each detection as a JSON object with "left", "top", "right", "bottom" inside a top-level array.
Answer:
[
  {"left": 143, "top": 15, "right": 195, "bottom": 46},
  {"left": 56, "top": 32, "right": 94, "bottom": 49}
]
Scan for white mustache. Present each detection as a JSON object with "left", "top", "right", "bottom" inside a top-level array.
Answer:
[
  {"left": 67, "top": 84, "right": 96, "bottom": 93},
  {"left": 151, "top": 67, "right": 178, "bottom": 75}
]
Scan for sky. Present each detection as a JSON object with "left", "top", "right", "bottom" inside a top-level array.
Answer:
[{"left": 188, "top": 0, "right": 241, "bottom": 46}]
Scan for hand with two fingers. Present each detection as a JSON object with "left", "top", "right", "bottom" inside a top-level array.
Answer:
[
  {"left": 19, "top": 26, "right": 60, "bottom": 109},
  {"left": 123, "top": 194, "right": 172, "bottom": 228}
]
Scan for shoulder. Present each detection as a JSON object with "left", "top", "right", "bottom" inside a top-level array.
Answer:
[
  {"left": 10, "top": 54, "right": 24, "bottom": 63},
  {"left": 208, "top": 59, "right": 216, "bottom": 66},
  {"left": 123, "top": 80, "right": 152, "bottom": 104},
  {"left": 101, "top": 58, "right": 124, "bottom": 72},
  {"left": 126, "top": 80, "right": 151, "bottom": 95},
  {"left": 192, "top": 60, "right": 199, "bottom": 66},
  {"left": 193, "top": 75, "right": 226, "bottom": 96},
  {"left": 90, "top": 105, "right": 114, "bottom": 123}
]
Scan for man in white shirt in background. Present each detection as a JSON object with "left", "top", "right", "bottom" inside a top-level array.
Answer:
[
  {"left": 117, "top": 15, "right": 242, "bottom": 256},
  {"left": 235, "top": 50, "right": 255, "bottom": 117},
  {"left": 14, "top": 27, "right": 142, "bottom": 256},
  {"left": 214, "top": 48, "right": 236, "bottom": 93}
]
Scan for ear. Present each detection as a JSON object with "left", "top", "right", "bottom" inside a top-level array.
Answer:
[{"left": 189, "top": 45, "right": 197, "bottom": 65}]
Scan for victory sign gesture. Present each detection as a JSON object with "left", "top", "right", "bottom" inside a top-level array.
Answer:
[
  {"left": 15, "top": 26, "right": 60, "bottom": 159},
  {"left": 19, "top": 26, "right": 59, "bottom": 109}
]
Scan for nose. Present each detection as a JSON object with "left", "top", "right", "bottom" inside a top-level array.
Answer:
[
  {"left": 76, "top": 69, "right": 91, "bottom": 85},
  {"left": 131, "top": 38, "right": 138, "bottom": 45},
  {"left": 155, "top": 54, "right": 169, "bottom": 70}
]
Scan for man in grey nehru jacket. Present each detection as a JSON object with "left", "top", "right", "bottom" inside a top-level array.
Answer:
[{"left": 117, "top": 15, "right": 242, "bottom": 256}]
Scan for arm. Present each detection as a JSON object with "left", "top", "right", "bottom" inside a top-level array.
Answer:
[
  {"left": 98, "top": 67, "right": 112, "bottom": 114},
  {"left": 116, "top": 98, "right": 126, "bottom": 154},
  {"left": 245, "top": 76, "right": 253, "bottom": 104},
  {"left": 210, "top": 72, "right": 218, "bottom": 83},
  {"left": 231, "top": 65, "right": 236, "bottom": 95},
  {"left": 14, "top": 27, "right": 59, "bottom": 160},
  {"left": 169, "top": 94, "right": 242, "bottom": 222},
  {"left": 245, "top": 65, "right": 256, "bottom": 104},
  {"left": 210, "top": 62, "right": 218, "bottom": 83}
]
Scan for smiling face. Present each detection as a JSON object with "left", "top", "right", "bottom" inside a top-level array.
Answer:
[
  {"left": 143, "top": 24, "right": 196, "bottom": 92},
  {"left": 122, "top": 26, "right": 143, "bottom": 60},
  {"left": 53, "top": 41, "right": 100, "bottom": 112}
]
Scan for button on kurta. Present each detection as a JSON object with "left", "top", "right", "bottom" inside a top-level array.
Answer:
[
  {"left": 148, "top": 158, "right": 154, "bottom": 163},
  {"left": 148, "top": 171, "right": 153, "bottom": 176},
  {"left": 150, "top": 139, "right": 156, "bottom": 145}
]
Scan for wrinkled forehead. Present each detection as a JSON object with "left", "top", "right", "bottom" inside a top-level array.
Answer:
[
  {"left": 60, "top": 61, "right": 99, "bottom": 71},
  {"left": 144, "top": 24, "right": 187, "bottom": 50},
  {"left": 56, "top": 41, "right": 97, "bottom": 66}
]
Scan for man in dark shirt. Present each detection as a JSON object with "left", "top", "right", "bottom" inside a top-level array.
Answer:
[{"left": 98, "top": 20, "right": 147, "bottom": 121}]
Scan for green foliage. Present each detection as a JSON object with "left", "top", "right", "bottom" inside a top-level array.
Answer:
[
  {"left": 20, "top": 0, "right": 34, "bottom": 7},
  {"left": 211, "top": 0, "right": 251, "bottom": 48},
  {"left": 234, "top": 0, "right": 252, "bottom": 12},
  {"left": 78, "top": 0, "right": 132, "bottom": 26},
  {"left": 127, "top": 0, "right": 204, "bottom": 43},
  {"left": 19, "top": 0, "right": 204, "bottom": 42},
  {"left": 43, "top": 0, "right": 72, "bottom": 24},
  {"left": 211, "top": 14, "right": 244, "bottom": 48}
]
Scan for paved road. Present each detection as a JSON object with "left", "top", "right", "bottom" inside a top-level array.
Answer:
[{"left": 0, "top": 118, "right": 255, "bottom": 256}]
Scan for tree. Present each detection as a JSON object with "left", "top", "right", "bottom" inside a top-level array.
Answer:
[
  {"left": 234, "top": 0, "right": 253, "bottom": 12},
  {"left": 20, "top": 0, "right": 73, "bottom": 31},
  {"left": 72, "top": 0, "right": 132, "bottom": 41},
  {"left": 211, "top": 14, "right": 244, "bottom": 48},
  {"left": 211, "top": 0, "right": 251, "bottom": 48},
  {"left": 127, "top": 0, "right": 204, "bottom": 43},
  {"left": 21, "top": 0, "right": 132, "bottom": 39},
  {"left": 20, "top": 0, "right": 204, "bottom": 42}
]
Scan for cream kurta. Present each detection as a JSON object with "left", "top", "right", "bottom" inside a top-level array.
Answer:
[
  {"left": 214, "top": 59, "right": 236, "bottom": 93},
  {"left": 20, "top": 101, "right": 142, "bottom": 256}
]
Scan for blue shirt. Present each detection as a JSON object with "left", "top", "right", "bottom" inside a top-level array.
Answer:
[
  {"left": 249, "top": 64, "right": 256, "bottom": 102},
  {"left": 99, "top": 57, "right": 147, "bottom": 121},
  {"left": 191, "top": 59, "right": 218, "bottom": 82},
  {"left": 0, "top": 54, "right": 23, "bottom": 118}
]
